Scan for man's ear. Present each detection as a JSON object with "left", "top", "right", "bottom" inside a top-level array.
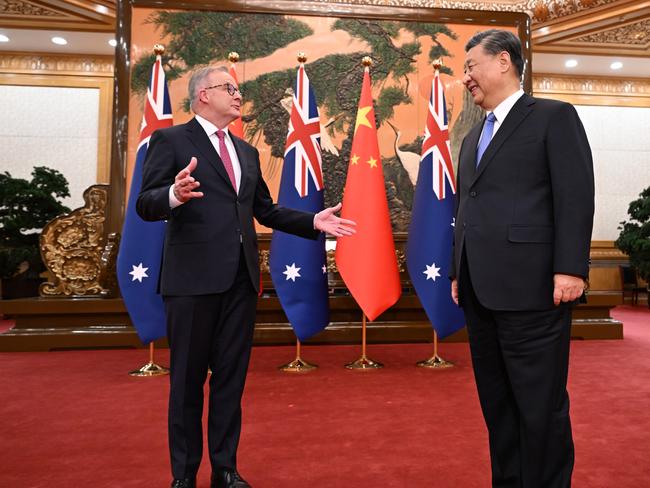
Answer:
[{"left": 498, "top": 51, "right": 512, "bottom": 73}]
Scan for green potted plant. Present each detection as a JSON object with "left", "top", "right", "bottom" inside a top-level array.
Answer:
[
  {"left": 0, "top": 166, "right": 70, "bottom": 299},
  {"left": 616, "top": 186, "right": 650, "bottom": 305}
]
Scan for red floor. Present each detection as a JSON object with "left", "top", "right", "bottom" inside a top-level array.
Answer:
[{"left": 0, "top": 305, "right": 648, "bottom": 487}]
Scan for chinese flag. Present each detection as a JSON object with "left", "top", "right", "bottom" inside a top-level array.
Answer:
[
  {"left": 335, "top": 68, "right": 401, "bottom": 321},
  {"left": 229, "top": 62, "right": 244, "bottom": 137}
]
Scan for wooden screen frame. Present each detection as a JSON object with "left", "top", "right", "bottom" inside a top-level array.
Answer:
[{"left": 108, "top": 0, "right": 531, "bottom": 233}]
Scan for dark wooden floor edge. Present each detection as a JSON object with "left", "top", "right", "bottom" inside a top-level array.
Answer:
[{"left": 0, "top": 318, "right": 624, "bottom": 352}]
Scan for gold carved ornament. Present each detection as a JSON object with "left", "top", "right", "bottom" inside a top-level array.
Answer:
[
  {"left": 40, "top": 185, "right": 117, "bottom": 297},
  {"left": 259, "top": 248, "right": 406, "bottom": 275}
]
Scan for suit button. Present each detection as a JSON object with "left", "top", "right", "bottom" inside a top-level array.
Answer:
[
  {"left": 463, "top": 222, "right": 466, "bottom": 228},
  {"left": 469, "top": 191, "right": 477, "bottom": 197}
]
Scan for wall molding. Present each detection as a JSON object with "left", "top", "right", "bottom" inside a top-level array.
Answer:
[
  {"left": 533, "top": 73, "right": 650, "bottom": 107},
  {"left": 0, "top": 51, "right": 114, "bottom": 77}
]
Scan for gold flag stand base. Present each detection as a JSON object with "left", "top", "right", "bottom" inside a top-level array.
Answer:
[
  {"left": 416, "top": 330, "right": 454, "bottom": 369},
  {"left": 279, "top": 357, "right": 318, "bottom": 373},
  {"left": 279, "top": 339, "right": 318, "bottom": 373},
  {"left": 416, "top": 354, "right": 453, "bottom": 369},
  {"left": 345, "top": 314, "right": 383, "bottom": 370},
  {"left": 345, "top": 355, "right": 383, "bottom": 370},
  {"left": 129, "top": 343, "right": 170, "bottom": 377}
]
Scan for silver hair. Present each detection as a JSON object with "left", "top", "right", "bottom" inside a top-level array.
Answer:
[{"left": 188, "top": 65, "right": 229, "bottom": 111}]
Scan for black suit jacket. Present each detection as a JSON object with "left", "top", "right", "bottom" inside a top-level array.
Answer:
[
  {"left": 136, "top": 117, "right": 318, "bottom": 296},
  {"left": 451, "top": 94, "right": 594, "bottom": 311}
]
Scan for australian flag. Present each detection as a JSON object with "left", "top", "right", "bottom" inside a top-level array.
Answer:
[
  {"left": 269, "top": 64, "right": 329, "bottom": 341},
  {"left": 406, "top": 70, "right": 465, "bottom": 338},
  {"left": 116, "top": 54, "right": 173, "bottom": 344}
]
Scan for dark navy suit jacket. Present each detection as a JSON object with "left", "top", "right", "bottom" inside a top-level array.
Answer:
[
  {"left": 136, "top": 117, "right": 318, "bottom": 296},
  {"left": 451, "top": 94, "right": 594, "bottom": 311}
]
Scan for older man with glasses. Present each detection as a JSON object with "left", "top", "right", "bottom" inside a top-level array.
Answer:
[{"left": 137, "top": 65, "right": 355, "bottom": 488}]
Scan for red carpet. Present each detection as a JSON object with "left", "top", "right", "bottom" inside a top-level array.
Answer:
[{"left": 0, "top": 305, "right": 648, "bottom": 487}]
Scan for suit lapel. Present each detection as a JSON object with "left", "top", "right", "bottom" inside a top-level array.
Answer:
[
  {"left": 185, "top": 118, "right": 237, "bottom": 194},
  {"left": 461, "top": 122, "right": 483, "bottom": 185},
  {"left": 471, "top": 94, "right": 535, "bottom": 185}
]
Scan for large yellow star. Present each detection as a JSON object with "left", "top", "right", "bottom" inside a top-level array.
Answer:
[
  {"left": 354, "top": 106, "right": 373, "bottom": 134},
  {"left": 350, "top": 154, "right": 360, "bottom": 165},
  {"left": 367, "top": 156, "right": 378, "bottom": 168}
]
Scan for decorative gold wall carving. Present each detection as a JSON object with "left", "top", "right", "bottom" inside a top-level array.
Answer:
[
  {"left": 259, "top": 247, "right": 407, "bottom": 274},
  {"left": 533, "top": 74, "right": 650, "bottom": 107},
  {"left": 0, "top": 0, "right": 61, "bottom": 17},
  {"left": 40, "top": 185, "right": 117, "bottom": 297},
  {"left": 574, "top": 19, "right": 650, "bottom": 45},
  {"left": 0, "top": 52, "right": 114, "bottom": 76},
  {"left": 0, "top": 0, "right": 115, "bottom": 30}
]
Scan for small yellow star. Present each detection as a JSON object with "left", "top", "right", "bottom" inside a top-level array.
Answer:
[
  {"left": 350, "top": 154, "right": 360, "bottom": 165},
  {"left": 354, "top": 106, "right": 373, "bottom": 133},
  {"left": 367, "top": 156, "right": 378, "bottom": 168}
]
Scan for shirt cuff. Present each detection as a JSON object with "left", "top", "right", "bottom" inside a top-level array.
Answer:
[{"left": 169, "top": 185, "right": 183, "bottom": 209}]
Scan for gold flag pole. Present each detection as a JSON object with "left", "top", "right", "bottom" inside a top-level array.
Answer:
[
  {"left": 417, "top": 330, "right": 453, "bottom": 369},
  {"left": 128, "top": 43, "right": 170, "bottom": 378},
  {"left": 279, "top": 338, "right": 318, "bottom": 373},
  {"left": 416, "top": 58, "right": 453, "bottom": 370},
  {"left": 345, "top": 313, "right": 383, "bottom": 369},
  {"left": 129, "top": 342, "right": 170, "bottom": 376},
  {"left": 276, "top": 52, "right": 319, "bottom": 374}
]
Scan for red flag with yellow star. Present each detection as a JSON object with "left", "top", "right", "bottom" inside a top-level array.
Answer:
[
  {"left": 335, "top": 68, "right": 401, "bottom": 321},
  {"left": 229, "top": 62, "right": 244, "bottom": 137}
]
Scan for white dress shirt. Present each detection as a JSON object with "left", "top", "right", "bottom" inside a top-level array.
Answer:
[
  {"left": 169, "top": 114, "right": 242, "bottom": 208},
  {"left": 477, "top": 88, "right": 525, "bottom": 147}
]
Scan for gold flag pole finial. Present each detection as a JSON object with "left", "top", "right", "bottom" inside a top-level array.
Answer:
[
  {"left": 153, "top": 44, "right": 165, "bottom": 56},
  {"left": 361, "top": 56, "right": 373, "bottom": 68},
  {"left": 228, "top": 51, "right": 240, "bottom": 64},
  {"left": 433, "top": 58, "right": 443, "bottom": 72},
  {"left": 297, "top": 52, "right": 307, "bottom": 64}
]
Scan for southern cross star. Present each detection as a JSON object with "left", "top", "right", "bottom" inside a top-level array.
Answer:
[
  {"left": 423, "top": 263, "right": 441, "bottom": 281},
  {"left": 283, "top": 263, "right": 301, "bottom": 282},
  {"left": 129, "top": 263, "right": 149, "bottom": 282}
]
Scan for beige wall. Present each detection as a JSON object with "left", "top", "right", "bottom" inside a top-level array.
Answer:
[
  {"left": 0, "top": 84, "right": 99, "bottom": 210},
  {"left": 575, "top": 105, "right": 650, "bottom": 241}
]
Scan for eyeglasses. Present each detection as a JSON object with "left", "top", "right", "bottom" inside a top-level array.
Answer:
[{"left": 203, "top": 82, "right": 242, "bottom": 97}]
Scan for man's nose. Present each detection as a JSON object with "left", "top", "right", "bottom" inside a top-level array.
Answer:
[{"left": 462, "top": 72, "right": 471, "bottom": 86}]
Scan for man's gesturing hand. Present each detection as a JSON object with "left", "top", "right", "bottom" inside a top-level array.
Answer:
[
  {"left": 314, "top": 203, "right": 357, "bottom": 237},
  {"left": 173, "top": 157, "right": 204, "bottom": 203},
  {"left": 553, "top": 273, "right": 585, "bottom": 306}
]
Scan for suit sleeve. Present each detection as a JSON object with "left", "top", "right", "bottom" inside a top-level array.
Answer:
[
  {"left": 547, "top": 103, "right": 595, "bottom": 279},
  {"left": 136, "top": 130, "right": 177, "bottom": 222},
  {"left": 250, "top": 149, "right": 319, "bottom": 240},
  {"left": 449, "top": 138, "right": 465, "bottom": 281}
]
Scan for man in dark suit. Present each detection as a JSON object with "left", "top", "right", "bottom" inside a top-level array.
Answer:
[
  {"left": 450, "top": 30, "right": 594, "bottom": 487},
  {"left": 136, "top": 65, "right": 354, "bottom": 488}
]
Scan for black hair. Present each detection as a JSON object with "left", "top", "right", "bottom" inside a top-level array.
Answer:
[{"left": 465, "top": 29, "right": 524, "bottom": 79}]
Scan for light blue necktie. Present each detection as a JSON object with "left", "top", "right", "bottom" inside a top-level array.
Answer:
[{"left": 476, "top": 112, "right": 496, "bottom": 168}]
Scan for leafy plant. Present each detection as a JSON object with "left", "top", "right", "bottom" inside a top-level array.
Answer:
[
  {"left": 616, "top": 186, "right": 650, "bottom": 281},
  {"left": 0, "top": 167, "right": 70, "bottom": 279}
]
